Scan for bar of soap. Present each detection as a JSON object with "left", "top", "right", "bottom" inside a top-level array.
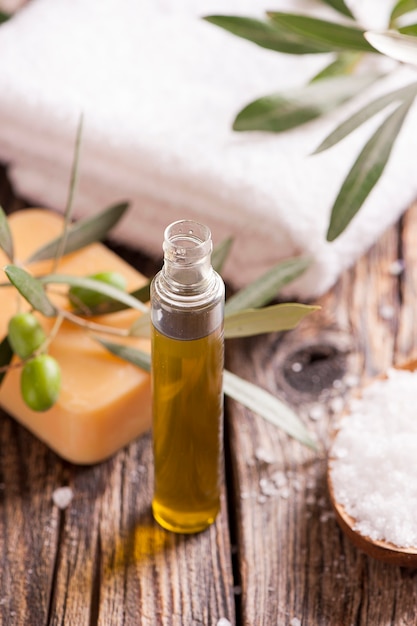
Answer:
[{"left": 0, "top": 208, "right": 151, "bottom": 464}]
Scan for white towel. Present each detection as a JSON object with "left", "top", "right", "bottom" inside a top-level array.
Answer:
[{"left": 0, "top": 0, "right": 415, "bottom": 299}]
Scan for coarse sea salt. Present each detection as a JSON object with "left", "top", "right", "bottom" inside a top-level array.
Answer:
[
  {"left": 52, "top": 486, "right": 74, "bottom": 510},
  {"left": 329, "top": 367, "right": 417, "bottom": 549}
]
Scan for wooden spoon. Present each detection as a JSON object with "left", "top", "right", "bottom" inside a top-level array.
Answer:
[
  {"left": 328, "top": 472, "right": 417, "bottom": 567},
  {"left": 327, "top": 359, "right": 417, "bottom": 567}
]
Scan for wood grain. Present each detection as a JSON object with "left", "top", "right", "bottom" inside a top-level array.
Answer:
[
  {"left": 1, "top": 163, "right": 417, "bottom": 625},
  {"left": 226, "top": 210, "right": 417, "bottom": 625}
]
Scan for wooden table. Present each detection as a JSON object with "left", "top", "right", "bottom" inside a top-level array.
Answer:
[{"left": 1, "top": 164, "right": 417, "bottom": 625}]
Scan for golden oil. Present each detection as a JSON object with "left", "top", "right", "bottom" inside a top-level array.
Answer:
[
  {"left": 151, "top": 326, "right": 223, "bottom": 533},
  {"left": 150, "top": 220, "right": 224, "bottom": 534}
]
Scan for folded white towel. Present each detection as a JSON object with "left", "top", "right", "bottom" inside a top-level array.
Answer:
[{"left": 0, "top": 0, "right": 415, "bottom": 299}]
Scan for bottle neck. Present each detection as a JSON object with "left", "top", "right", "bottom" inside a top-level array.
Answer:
[
  {"left": 162, "top": 220, "right": 214, "bottom": 292},
  {"left": 151, "top": 220, "right": 224, "bottom": 339}
]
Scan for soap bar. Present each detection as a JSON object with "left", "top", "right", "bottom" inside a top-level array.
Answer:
[{"left": 0, "top": 208, "right": 151, "bottom": 464}]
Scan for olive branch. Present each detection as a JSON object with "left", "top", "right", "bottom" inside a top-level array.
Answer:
[
  {"left": 204, "top": 0, "right": 417, "bottom": 240},
  {"left": 0, "top": 116, "right": 319, "bottom": 448}
]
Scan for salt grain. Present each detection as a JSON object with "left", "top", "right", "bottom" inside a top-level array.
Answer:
[
  {"left": 379, "top": 304, "right": 395, "bottom": 320},
  {"left": 52, "top": 486, "right": 74, "bottom": 510},
  {"left": 329, "top": 396, "right": 345, "bottom": 414},
  {"left": 388, "top": 259, "right": 405, "bottom": 276},
  {"left": 330, "top": 368, "right": 417, "bottom": 548},
  {"left": 279, "top": 487, "right": 290, "bottom": 499},
  {"left": 271, "top": 470, "right": 287, "bottom": 488},
  {"left": 344, "top": 374, "right": 360, "bottom": 388},
  {"left": 255, "top": 447, "right": 275, "bottom": 464},
  {"left": 259, "top": 477, "right": 278, "bottom": 496},
  {"left": 309, "top": 405, "right": 325, "bottom": 421}
]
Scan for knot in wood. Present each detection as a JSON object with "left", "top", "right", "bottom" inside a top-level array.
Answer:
[{"left": 282, "top": 343, "right": 346, "bottom": 394}]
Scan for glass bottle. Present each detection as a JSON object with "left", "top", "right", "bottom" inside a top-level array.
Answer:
[{"left": 150, "top": 219, "right": 225, "bottom": 534}]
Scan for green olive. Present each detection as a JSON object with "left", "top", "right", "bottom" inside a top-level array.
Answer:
[
  {"left": 68, "top": 271, "right": 127, "bottom": 309},
  {"left": 8, "top": 312, "right": 47, "bottom": 360},
  {"left": 21, "top": 354, "right": 61, "bottom": 412}
]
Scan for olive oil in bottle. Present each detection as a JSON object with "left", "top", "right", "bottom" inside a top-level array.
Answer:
[{"left": 150, "top": 220, "right": 225, "bottom": 534}]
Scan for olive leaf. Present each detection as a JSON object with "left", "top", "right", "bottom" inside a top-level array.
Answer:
[
  {"left": 4, "top": 265, "right": 56, "bottom": 317},
  {"left": 390, "top": 0, "right": 417, "bottom": 22},
  {"left": 0, "top": 336, "right": 13, "bottom": 385},
  {"left": 310, "top": 52, "right": 363, "bottom": 82},
  {"left": 96, "top": 339, "right": 316, "bottom": 449},
  {"left": 129, "top": 311, "right": 151, "bottom": 337},
  {"left": 126, "top": 282, "right": 150, "bottom": 304},
  {"left": 207, "top": 4, "right": 417, "bottom": 240},
  {"left": 320, "top": 0, "right": 354, "bottom": 19},
  {"left": 233, "top": 73, "right": 382, "bottom": 132},
  {"left": 327, "top": 96, "right": 416, "bottom": 241},
  {"left": 0, "top": 11, "right": 9, "bottom": 24},
  {"left": 212, "top": 236, "right": 233, "bottom": 274},
  {"left": 26, "top": 201, "right": 130, "bottom": 263},
  {"left": 223, "top": 370, "right": 317, "bottom": 449},
  {"left": 313, "top": 81, "right": 417, "bottom": 154},
  {"left": 225, "top": 256, "right": 310, "bottom": 315},
  {"left": 402, "top": 22, "right": 417, "bottom": 37},
  {"left": 365, "top": 30, "right": 417, "bottom": 65},
  {"left": 266, "top": 12, "right": 376, "bottom": 53},
  {"left": 72, "top": 281, "right": 151, "bottom": 316},
  {"left": 399, "top": 23, "right": 417, "bottom": 35},
  {"left": 96, "top": 338, "right": 152, "bottom": 372},
  {"left": 224, "top": 303, "right": 320, "bottom": 338},
  {"left": 0, "top": 205, "right": 14, "bottom": 261},
  {"left": 203, "top": 15, "right": 331, "bottom": 55},
  {"left": 40, "top": 274, "right": 149, "bottom": 313}
]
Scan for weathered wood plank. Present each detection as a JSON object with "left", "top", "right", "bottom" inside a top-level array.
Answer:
[
  {"left": 226, "top": 218, "right": 417, "bottom": 625},
  {"left": 94, "top": 434, "right": 234, "bottom": 626},
  {"left": 0, "top": 417, "right": 235, "bottom": 625},
  {"left": 45, "top": 434, "right": 235, "bottom": 626},
  {"left": 0, "top": 417, "right": 63, "bottom": 625}
]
